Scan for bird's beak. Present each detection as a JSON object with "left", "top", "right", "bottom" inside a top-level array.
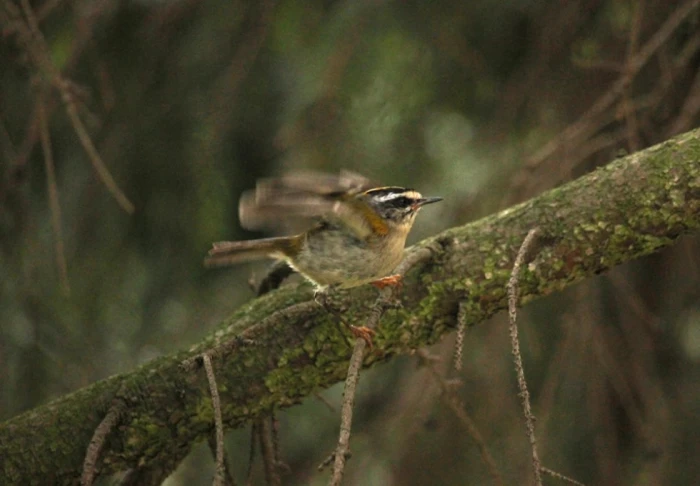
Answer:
[{"left": 416, "top": 196, "right": 443, "bottom": 207}]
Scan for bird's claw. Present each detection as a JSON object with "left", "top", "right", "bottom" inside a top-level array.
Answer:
[
  {"left": 370, "top": 274, "right": 402, "bottom": 290},
  {"left": 349, "top": 325, "right": 376, "bottom": 349}
]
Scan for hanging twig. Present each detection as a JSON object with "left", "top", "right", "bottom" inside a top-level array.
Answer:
[
  {"left": 202, "top": 354, "right": 226, "bottom": 486},
  {"left": 506, "top": 228, "right": 542, "bottom": 485}
]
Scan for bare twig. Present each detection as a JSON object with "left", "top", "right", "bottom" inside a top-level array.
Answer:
[
  {"left": 59, "top": 87, "right": 134, "bottom": 213},
  {"left": 506, "top": 228, "right": 542, "bottom": 485},
  {"left": 259, "top": 416, "right": 281, "bottom": 486},
  {"left": 206, "top": 0, "right": 276, "bottom": 152},
  {"left": 620, "top": 0, "right": 645, "bottom": 152},
  {"left": 523, "top": 0, "right": 700, "bottom": 171},
  {"left": 207, "top": 434, "right": 236, "bottom": 486},
  {"left": 328, "top": 333, "right": 367, "bottom": 486},
  {"left": 15, "top": 0, "right": 134, "bottom": 214},
  {"left": 418, "top": 349, "right": 504, "bottom": 486},
  {"left": 246, "top": 422, "right": 259, "bottom": 486},
  {"left": 202, "top": 354, "right": 227, "bottom": 486},
  {"left": 453, "top": 302, "right": 467, "bottom": 371},
  {"left": 271, "top": 415, "right": 284, "bottom": 475},
  {"left": 38, "top": 95, "right": 70, "bottom": 294},
  {"left": 505, "top": 229, "right": 583, "bottom": 486},
  {"left": 328, "top": 244, "right": 439, "bottom": 485},
  {"left": 314, "top": 392, "right": 338, "bottom": 413},
  {"left": 668, "top": 65, "right": 700, "bottom": 135},
  {"left": 81, "top": 398, "right": 125, "bottom": 486},
  {"left": 541, "top": 466, "right": 587, "bottom": 486}
]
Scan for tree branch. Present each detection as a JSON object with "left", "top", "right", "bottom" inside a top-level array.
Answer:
[{"left": 2, "top": 129, "right": 700, "bottom": 485}]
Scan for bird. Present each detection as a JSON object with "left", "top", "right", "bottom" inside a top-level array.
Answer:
[{"left": 204, "top": 170, "right": 442, "bottom": 290}]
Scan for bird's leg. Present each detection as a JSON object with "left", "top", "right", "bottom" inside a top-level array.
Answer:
[
  {"left": 314, "top": 286, "right": 375, "bottom": 349},
  {"left": 347, "top": 325, "right": 376, "bottom": 350},
  {"left": 370, "top": 274, "right": 403, "bottom": 289}
]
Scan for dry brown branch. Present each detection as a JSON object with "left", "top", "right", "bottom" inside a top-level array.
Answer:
[
  {"left": 417, "top": 349, "right": 504, "bottom": 486},
  {"left": 259, "top": 417, "right": 281, "bottom": 486},
  {"left": 207, "top": 434, "right": 236, "bottom": 486},
  {"left": 453, "top": 301, "right": 467, "bottom": 371},
  {"left": 327, "top": 330, "right": 367, "bottom": 486},
  {"left": 620, "top": 0, "right": 645, "bottom": 152},
  {"left": 527, "top": 0, "right": 700, "bottom": 168},
  {"left": 491, "top": 3, "right": 591, "bottom": 131},
  {"left": 668, "top": 66, "right": 700, "bottom": 135},
  {"left": 541, "top": 467, "right": 586, "bottom": 486},
  {"left": 2, "top": 0, "right": 65, "bottom": 34},
  {"left": 533, "top": 312, "right": 582, "bottom": 440},
  {"left": 591, "top": 325, "right": 646, "bottom": 434},
  {"left": 506, "top": 228, "right": 543, "bottom": 485},
  {"left": 507, "top": 229, "right": 586, "bottom": 486},
  {"left": 328, "top": 245, "right": 439, "bottom": 485},
  {"left": 206, "top": 0, "right": 276, "bottom": 151},
  {"left": 81, "top": 398, "right": 125, "bottom": 486},
  {"left": 59, "top": 86, "right": 134, "bottom": 213},
  {"left": 37, "top": 95, "right": 70, "bottom": 293},
  {"left": 7, "top": 0, "right": 135, "bottom": 214},
  {"left": 246, "top": 422, "right": 259, "bottom": 486},
  {"left": 314, "top": 392, "right": 338, "bottom": 414},
  {"left": 203, "top": 354, "right": 227, "bottom": 486}
]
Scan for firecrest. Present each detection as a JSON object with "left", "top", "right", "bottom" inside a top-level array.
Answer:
[{"left": 204, "top": 171, "right": 442, "bottom": 289}]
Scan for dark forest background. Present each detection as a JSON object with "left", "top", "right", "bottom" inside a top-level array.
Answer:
[{"left": 2, "top": 1, "right": 700, "bottom": 484}]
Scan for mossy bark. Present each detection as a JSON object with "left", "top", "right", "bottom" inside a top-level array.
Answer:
[{"left": 1, "top": 129, "right": 699, "bottom": 485}]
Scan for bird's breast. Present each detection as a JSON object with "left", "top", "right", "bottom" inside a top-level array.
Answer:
[{"left": 288, "top": 227, "right": 407, "bottom": 288}]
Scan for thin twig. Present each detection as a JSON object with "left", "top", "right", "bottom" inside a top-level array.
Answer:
[
  {"left": 259, "top": 417, "right": 281, "bottom": 486},
  {"left": 328, "top": 334, "right": 367, "bottom": 486},
  {"left": 81, "top": 399, "right": 125, "bottom": 486},
  {"left": 453, "top": 302, "right": 467, "bottom": 371},
  {"left": 271, "top": 415, "right": 285, "bottom": 475},
  {"left": 60, "top": 88, "right": 134, "bottom": 213},
  {"left": 246, "top": 422, "right": 259, "bottom": 486},
  {"left": 505, "top": 229, "right": 585, "bottom": 485},
  {"left": 620, "top": 0, "right": 645, "bottom": 152},
  {"left": 38, "top": 94, "right": 70, "bottom": 294},
  {"left": 506, "top": 228, "right": 542, "bottom": 485},
  {"left": 17, "top": 0, "right": 134, "bottom": 214},
  {"left": 541, "top": 466, "right": 587, "bottom": 486},
  {"left": 207, "top": 434, "right": 236, "bottom": 486},
  {"left": 314, "top": 391, "right": 338, "bottom": 413},
  {"left": 327, "top": 243, "right": 439, "bottom": 485},
  {"left": 668, "top": 64, "right": 700, "bottom": 135},
  {"left": 525, "top": 0, "right": 700, "bottom": 167},
  {"left": 202, "top": 354, "right": 226, "bottom": 486}
]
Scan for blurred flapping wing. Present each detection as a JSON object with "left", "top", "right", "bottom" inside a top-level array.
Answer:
[{"left": 239, "top": 170, "right": 379, "bottom": 238}]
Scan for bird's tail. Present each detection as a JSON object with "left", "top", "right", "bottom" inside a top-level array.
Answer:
[{"left": 203, "top": 236, "right": 298, "bottom": 268}]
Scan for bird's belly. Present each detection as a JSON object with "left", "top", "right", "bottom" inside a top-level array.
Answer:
[{"left": 290, "top": 230, "right": 404, "bottom": 288}]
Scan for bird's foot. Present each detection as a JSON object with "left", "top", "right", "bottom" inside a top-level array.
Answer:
[
  {"left": 370, "top": 274, "right": 402, "bottom": 290},
  {"left": 349, "top": 325, "right": 376, "bottom": 350}
]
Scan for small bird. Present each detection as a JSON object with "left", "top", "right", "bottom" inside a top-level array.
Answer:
[{"left": 205, "top": 170, "right": 442, "bottom": 290}]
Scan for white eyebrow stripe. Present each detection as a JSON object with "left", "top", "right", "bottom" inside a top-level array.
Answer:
[{"left": 373, "top": 190, "right": 422, "bottom": 203}]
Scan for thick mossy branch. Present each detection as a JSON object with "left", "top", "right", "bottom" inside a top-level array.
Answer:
[{"left": 2, "top": 129, "right": 700, "bottom": 485}]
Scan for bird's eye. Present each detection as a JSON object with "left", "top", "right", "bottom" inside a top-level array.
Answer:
[{"left": 395, "top": 196, "right": 409, "bottom": 207}]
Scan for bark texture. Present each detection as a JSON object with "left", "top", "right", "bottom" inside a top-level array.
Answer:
[{"left": 1, "top": 129, "right": 699, "bottom": 485}]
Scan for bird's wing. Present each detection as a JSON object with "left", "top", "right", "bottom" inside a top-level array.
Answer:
[{"left": 238, "top": 170, "right": 381, "bottom": 239}]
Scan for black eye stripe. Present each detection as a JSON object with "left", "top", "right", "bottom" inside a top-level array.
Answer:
[
  {"left": 380, "top": 195, "right": 415, "bottom": 209},
  {"left": 395, "top": 196, "right": 411, "bottom": 207}
]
